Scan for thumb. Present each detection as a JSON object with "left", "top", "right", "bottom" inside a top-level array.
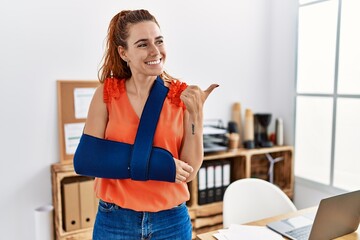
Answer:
[{"left": 204, "top": 84, "right": 219, "bottom": 100}]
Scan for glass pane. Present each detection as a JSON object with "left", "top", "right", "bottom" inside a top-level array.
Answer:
[
  {"left": 295, "top": 96, "right": 333, "bottom": 184},
  {"left": 334, "top": 98, "right": 360, "bottom": 190},
  {"left": 337, "top": 0, "right": 360, "bottom": 94},
  {"left": 299, "top": 0, "right": 318, "bottom": 5},
  {"left": 297, "top": 0, "right": 338, "bottom": 94}
]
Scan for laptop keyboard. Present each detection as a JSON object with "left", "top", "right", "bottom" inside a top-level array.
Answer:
[{"left": 285, "top": 225, "right": 312, "bottom": 240}]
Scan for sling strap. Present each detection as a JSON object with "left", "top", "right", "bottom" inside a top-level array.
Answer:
[
  {"left": 73, "top": 76, "right": 176, "bottom": 182},
  {"left": 130, "top": 76, "right": 169, "bottom": 180}
]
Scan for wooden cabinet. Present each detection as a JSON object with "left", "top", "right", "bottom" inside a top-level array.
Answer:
[
  {"left": 51, "top": 164, "right": 94, "bottom": 240},
  {"left": 51, "top": 146, "right": 293, "bottom": 240},
  {"left": 187, "top": 145, "right": 294, "bottom": 237}
]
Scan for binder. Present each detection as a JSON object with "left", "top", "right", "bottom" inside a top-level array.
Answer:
[
  {"left": 222, "top": 160, "right": 231, "bottom": 198},
  {"left": 79, "top": 180, "right": 96, "bottom": 228},
  {"left": 214, "top": 161, "right": 223, "bottom": 202},
  {"left": 206, "top": 161, "right": 215, "bottom": 204},
  {"left": 197, "top": 163, "right": 207, "bottom": 205},
  {"left": 63, "top": 181, "right": 81, "bottom": 231}
]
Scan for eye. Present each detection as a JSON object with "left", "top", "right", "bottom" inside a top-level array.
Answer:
[
  {"left": 137, "top": 42, "right": 147, "bottom": 48},
  {"left": 156, "top": 39, "right": 164, "bottom": 45}
]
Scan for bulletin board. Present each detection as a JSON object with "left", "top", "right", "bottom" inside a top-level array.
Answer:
[{"left": 57, "top": 80, "right": 100, "bottom": 163}]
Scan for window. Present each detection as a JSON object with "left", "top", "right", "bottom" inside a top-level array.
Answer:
[{"left": 295, "top": 0, "right": 360, "bottom": 191}]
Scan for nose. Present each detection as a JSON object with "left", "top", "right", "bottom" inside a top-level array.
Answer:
[{"left": 149, "top": 43, "right": 160, "bottom": 56}]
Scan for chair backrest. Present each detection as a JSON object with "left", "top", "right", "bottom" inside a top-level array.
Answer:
[{"left": 223, "top": 178, "right": 297, "bottom": 228}]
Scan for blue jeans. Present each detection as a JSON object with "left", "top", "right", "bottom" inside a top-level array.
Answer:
[{"left": 93, "top": 200, "right": 192, "bottom": 240}]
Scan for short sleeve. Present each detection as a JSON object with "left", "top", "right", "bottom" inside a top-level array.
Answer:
[
  {"left": 103, "top": 78, "right": 125, "bottom": 104},
  {"left": 167, "top": 80, "right": 188, "bottom": 109}
]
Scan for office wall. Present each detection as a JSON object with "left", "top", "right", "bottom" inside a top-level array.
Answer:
[{"left": 0, "top": 0, "right": 299, "bottom": 239}]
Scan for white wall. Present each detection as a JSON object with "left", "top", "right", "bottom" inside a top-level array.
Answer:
[
  {"left": 268, "top": 0, "right": 298, "bottom": 146},
  {"left": 0, "top": 0, "right": 299, "bottom": 239}
]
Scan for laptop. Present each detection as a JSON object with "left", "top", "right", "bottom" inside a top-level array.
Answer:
[{"left": 267, "top": 190, "right": 360, "bottom": 240}]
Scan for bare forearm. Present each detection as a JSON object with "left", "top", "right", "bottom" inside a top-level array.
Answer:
[
  {"left": 178, "top": 83, "right": 218, "bottom": 182},
  {"left": 180, "top": 112, "right": 204, "bottom": 182}
]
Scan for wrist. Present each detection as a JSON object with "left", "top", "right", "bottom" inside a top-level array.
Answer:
[{"left": 188, "top": 112, "right": 203, "bottom": 124}]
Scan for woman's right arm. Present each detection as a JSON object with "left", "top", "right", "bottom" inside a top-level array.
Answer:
[{"left": 83, "top": 84, "right": 108, "bottom": 138}]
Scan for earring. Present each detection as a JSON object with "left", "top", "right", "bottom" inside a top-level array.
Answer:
[{"left": 110, "top": 70, "right": 114, "bottom": 78}]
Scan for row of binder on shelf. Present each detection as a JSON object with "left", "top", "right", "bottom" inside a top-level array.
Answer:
[
  {"left": 198, "top": 160, "right": 231, "bottom": 205},
  {"left": 61, "top": 177, "right": 98, "bottom": 232}
]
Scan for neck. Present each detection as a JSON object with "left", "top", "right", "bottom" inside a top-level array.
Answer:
[{"left": 127, "top": 75, "right": 157, "bottom": 98}]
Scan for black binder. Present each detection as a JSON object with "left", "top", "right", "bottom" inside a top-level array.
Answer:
[
  {"left": 206, "top": 161, "right": 215, "bottom": 204},
  {"left": 214, "top": 161, "right": 223, "bottom": 202},
  {"left": 222, "top": 160, "right": 231, "bottom": 199},
  {"left": 197, "top": 163, "right": 207, "bottom": 205}
]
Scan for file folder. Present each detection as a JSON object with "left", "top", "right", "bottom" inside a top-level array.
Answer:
[
  {"left": 206, "top": 161, "right": 215, "bottom": 204},
  {"left": 63, "top": 181, "right": 81, "bottom": 231},
  {"left": 79, "top": 180, "right": 96, "bottom": 228},
  {"left": 222, "top": 160, "right": 231, "bottom": 198},
  {"left": 214, "top": 161, "right": 223, "bottom": 202},
  {"left": 198, "top": 163, "right": 207, "bottom": 205}
]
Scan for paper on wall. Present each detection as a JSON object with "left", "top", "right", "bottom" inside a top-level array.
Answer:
[
  {"left": 74, "top": 87, "right": 96, "bottom": 119},
  {"left": 64, "top": 122, "right": 85, "bottom": 155}
]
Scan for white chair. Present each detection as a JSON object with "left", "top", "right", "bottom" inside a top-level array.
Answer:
[{"left": 223, "top": 178, "right": 297, "bottom": 228}]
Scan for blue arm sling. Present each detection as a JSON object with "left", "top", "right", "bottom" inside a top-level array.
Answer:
[{"left": 73, "top": 76, "right": 176, "bottom": 182}]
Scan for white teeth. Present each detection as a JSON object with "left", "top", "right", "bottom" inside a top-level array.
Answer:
[{"left": 146, "top": 59, "right": 161, "bottom": 65}]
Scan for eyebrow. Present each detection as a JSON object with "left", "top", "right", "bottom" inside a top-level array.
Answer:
[{"left": 133, "top": 36, "right": 164, "bottom": 45}]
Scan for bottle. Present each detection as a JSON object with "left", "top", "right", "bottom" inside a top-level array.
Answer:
[
  {"left": 231, "top": 102, "right": 243, "bottom": 147},
  {"left": 275, "top": 118, "right": 284, "bottom": 146},
  {"left": 243, "top": 109, "right": 255, "bottom": 149}
]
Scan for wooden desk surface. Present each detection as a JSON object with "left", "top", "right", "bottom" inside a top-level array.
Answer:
[{"left": 196, "top": 207, "right": 360, "bottom": 240}]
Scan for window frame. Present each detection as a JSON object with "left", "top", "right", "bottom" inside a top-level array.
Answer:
[{"left": 295, "top": 0, "right": 360, "bottom": 191}]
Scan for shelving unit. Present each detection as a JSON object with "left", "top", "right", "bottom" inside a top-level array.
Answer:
[
  {"left": 187, "top": 145, "right": 294, "bottom": 237},
  {"left": 52, "top": 164, "right": 94, "bottom": 240},
  {"left": 51, "top": 145, "right": 293, "bottom": 239}
]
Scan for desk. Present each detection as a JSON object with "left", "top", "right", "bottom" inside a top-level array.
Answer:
[{"left": 196, "top": 207, "right": 359, "bottom": 240}]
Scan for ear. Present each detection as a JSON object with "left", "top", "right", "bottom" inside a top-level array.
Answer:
[{"left": 117, "top": 46, "right": 127, "bottom": 61}]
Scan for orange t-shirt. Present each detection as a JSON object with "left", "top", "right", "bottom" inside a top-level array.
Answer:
[{"left": 94, "top": 78, "right": 190, "bottom": 212}]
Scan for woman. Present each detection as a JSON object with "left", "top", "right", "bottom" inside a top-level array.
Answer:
[{"left": 84, "top": 9, "right": 218, "bottom": 239}]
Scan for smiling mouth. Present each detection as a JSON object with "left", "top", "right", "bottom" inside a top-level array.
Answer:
[{"left": 146, "top": 59, "right": 161, "bottom": 65}]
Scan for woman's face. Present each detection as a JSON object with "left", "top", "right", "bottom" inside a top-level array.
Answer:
[{"left": 122, "top": 21, "right": 166, "bottom": 78}]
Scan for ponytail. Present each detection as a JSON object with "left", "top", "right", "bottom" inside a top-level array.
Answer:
[{"left": 98, "top": 11, "right": 130, "bottom": 82}]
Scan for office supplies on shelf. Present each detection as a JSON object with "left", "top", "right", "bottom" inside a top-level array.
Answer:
[
  {"left": 275, "top": 118, "right": 284, "bottom": 146},
  {"left": 231, "top": 102, "right": 243, "bottom": 148},
  {"left": 206, "top": 162, "right": 215, "bottom": 204},
  {"left": 62, "top": 181, "right": 80, "bottom": 231},
  {"left": 222, "top": 160, "right": 231, "bottom": 198},
  {"left": 243, "top": 109, "right": 255, "bottom": 149},
  {"left": 198, "top": 160, "right": 232, "bottom": 205},
  {"left": 79, "top": 180, "right": 96, "bottom": 228},
  {"left": 254, "top": 113, "right": 273, "bottom": 148},
  {"left": 198, "top": 164, "right": 207, "bottom": 205},
  {"left": 214, "top": 161, "right": 223, "bottom": 202},
  {"left": 203, "top": 119, "right": 227, "bottom": 153}
]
